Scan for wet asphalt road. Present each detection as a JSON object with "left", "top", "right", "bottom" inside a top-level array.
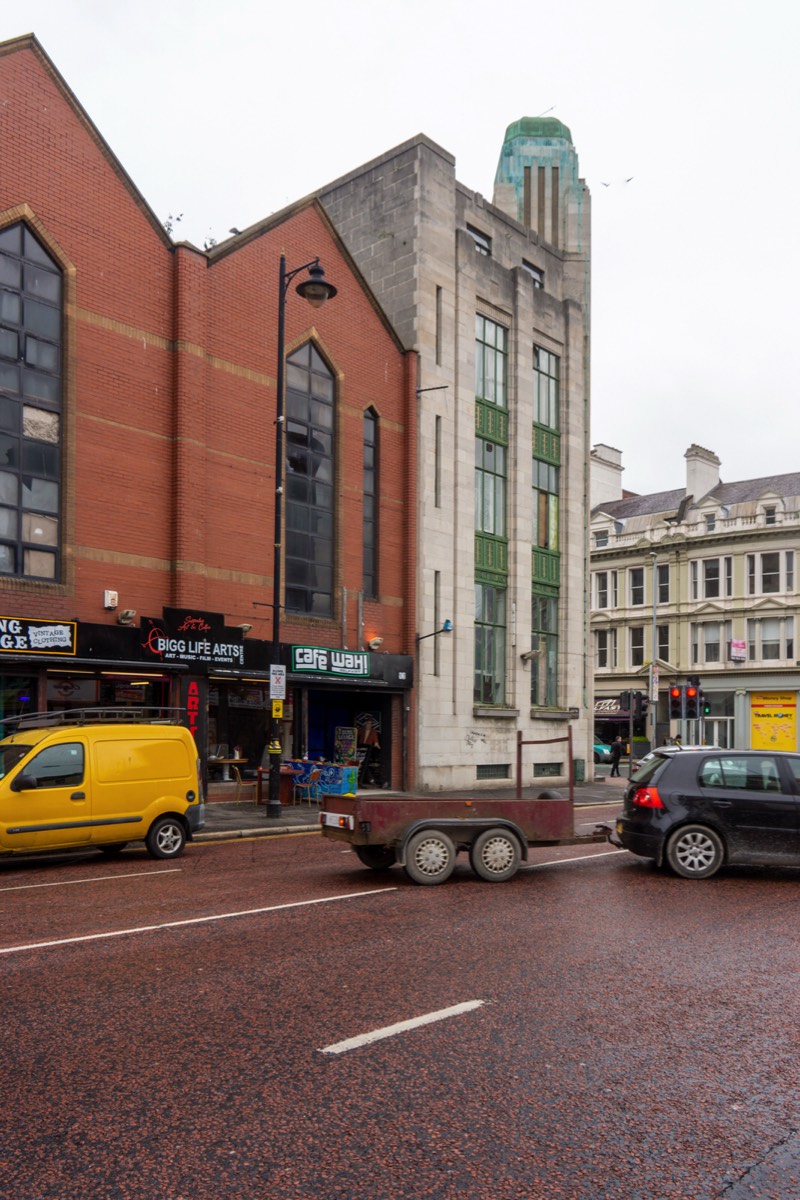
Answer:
[{"left": 2, "top": 825, "right": 800, "bottom": 1199}]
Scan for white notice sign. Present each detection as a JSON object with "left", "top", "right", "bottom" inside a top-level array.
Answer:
[{"left": 270, "top": 665, "right": 286, "bottom": 699}]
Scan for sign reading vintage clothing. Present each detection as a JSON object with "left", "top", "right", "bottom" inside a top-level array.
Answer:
[
  {"left": 141, "top": 608, "right": 245, "bottom": 667},
  {"left": 0, "top": 615, "right": 76, "bottom": 656},
  {"left": 291, "top": 645, "right": 370, "bottom": 677}
]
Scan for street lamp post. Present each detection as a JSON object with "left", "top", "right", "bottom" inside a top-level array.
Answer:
[{"left": 267, "top": 255, "right": 337, "bottom": 818}]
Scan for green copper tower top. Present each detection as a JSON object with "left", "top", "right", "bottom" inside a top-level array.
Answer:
[
  {"left": 501, "top": 117, "right": 573, "bottom": 146},
  {"left": 493, "top": 116, "right": 587, "bottom": 252}
]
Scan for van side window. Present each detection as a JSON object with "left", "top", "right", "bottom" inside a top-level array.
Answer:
[{"left": 27, "top": 743, "right": 84, "bottom": 788}]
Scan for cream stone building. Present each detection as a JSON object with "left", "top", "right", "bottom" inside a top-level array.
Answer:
[
  {"left": 318, "top": 119, "right": 593, "bottom": 788},
  {"left": 591, "top": 443, "right": 800, "bottom": 753}
]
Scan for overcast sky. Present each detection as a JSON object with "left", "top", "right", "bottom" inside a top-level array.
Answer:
[{"left": 7, "top": 0, "right": 799, "bottom": 496}]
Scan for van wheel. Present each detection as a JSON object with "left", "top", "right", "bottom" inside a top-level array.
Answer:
[
  {"left": 354, "top": 845, "right": 396, "bottom": 870},
  {"left": 98, "top": 843, "right": 128, "bottom": 857},
  {"left": 404, "top": 829, "right": 456, "bottom": 885},
  {"left": 469, "top": 828, "right": 521, "bottom": 882},
  {"left": 146, "top": 817, "right": 186, "bottom": 860}
]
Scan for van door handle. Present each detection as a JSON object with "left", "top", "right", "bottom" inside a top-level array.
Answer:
[
  {"left": 70, "top": 791, "right": 86, "bottom": 800},
  {"left": 712, "top": 799, "right": 732, "bottom": 808}
]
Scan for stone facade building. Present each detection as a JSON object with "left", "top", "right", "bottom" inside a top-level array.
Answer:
[
  {"left": 319, "top": 119, "right": 593, "bottom": 788},
  {"left": 591, "top": 443, "right": 800, "bottom": 754}
]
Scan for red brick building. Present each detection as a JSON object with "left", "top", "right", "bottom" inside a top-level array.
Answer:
[{"left": 0, "top": 35, "right": 417, "bottom": 789}]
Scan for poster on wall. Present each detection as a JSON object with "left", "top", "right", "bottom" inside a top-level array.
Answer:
[
  {"left": 750, "top": 692, "right": 797, "bottom": 752},
  {"left": 334, "top": 726, "right": 357, "bottom": 762}
]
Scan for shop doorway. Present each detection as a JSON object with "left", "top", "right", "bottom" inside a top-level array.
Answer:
[{"left": 304, "top": 691, "right": 391, "bottom": 788}]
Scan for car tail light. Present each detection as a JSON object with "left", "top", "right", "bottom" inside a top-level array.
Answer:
[{"left": 631, "top": 786, "right": 664, "bottom": 809}]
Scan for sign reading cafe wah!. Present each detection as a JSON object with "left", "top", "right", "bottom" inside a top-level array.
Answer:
[
  {"left": 291, "top": 645, "right": 370, "bottom": 677},
  {"left": 0, "top": 615, "right": 77, "bottom": 656}
]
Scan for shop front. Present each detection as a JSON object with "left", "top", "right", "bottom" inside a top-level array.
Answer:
[
  {"left": 0, "top": 607, "right": 414, "bottom": 793},
  {"left": 283, "top": 643, "right": 413, "bottom": 790}
]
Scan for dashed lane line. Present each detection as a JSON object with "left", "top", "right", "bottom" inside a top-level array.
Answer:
[
  {"left": 0, "top": 887, "right": 397, "bottom": 957},
  {"left": 319, "top": 1000, "right": 486, "bottom": 1055},
  {"left": 0, "top": 868, "right": 181, "bottom": 893}
]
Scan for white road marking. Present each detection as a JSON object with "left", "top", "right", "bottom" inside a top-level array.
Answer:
[
  {"left": 319, "top": 999, "right": 486, "bottom": 1055},
  {"left": 0, "top": 869, "right": 181, "bottom": 893},
  {"left": 520, "top": 848, "right": 627, "bottom": 871},
  {"left": 0, "top": 887, "right": 397, "bottom": 957}
]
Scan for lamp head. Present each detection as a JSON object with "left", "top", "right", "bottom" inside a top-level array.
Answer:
[
  {"left": 368, "top": 637, "right": 383, "bottom": 651},
  {"left": 296, "top": 261, "right": 337, "bottom": 309}
]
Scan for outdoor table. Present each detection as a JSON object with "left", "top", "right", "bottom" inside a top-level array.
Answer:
[{"left": 208, "top": 756, "right": 247, "bottom": 783}]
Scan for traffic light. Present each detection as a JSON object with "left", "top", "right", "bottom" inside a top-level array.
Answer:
[
  {"left": 685, "top": 684, "right": 699, "bottom": 720},
  {"left": 619, "top": 689, "right": 632, "bottom": 713},
  {"left": 701, "top": 690, "right": 710, "bottom": 716},
  {"left": 669, "top": 685, "right": 684, "bottom": 720},
  {"left": 633, "top": 691, "right": 647, "bottom": 719}
]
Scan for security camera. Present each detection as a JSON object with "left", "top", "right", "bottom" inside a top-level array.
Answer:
[
  {"left": 368, "top": 637, "right": 384, "bottom": 650},
  {"left": 520, "top": 647, "right": 542, "bottom": 662},
  {"left": 237, "top": 623, "right": 253, "bottom": 634},
  {"left": 117, "top": 609, "right": 137, "bottom": 626}
]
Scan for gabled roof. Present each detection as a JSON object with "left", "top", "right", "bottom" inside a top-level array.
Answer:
[
  {"left": 1, "top": 33, "right": 172, "bottom": 248},
  {"left": 592, "top": 472, "right": 800, "bottom": 520}
]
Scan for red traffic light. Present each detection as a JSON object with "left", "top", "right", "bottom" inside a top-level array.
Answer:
[
  {"left": 686, "top": 686, "right": 697, "bottom": 699},
  {"left": 670, "top": 686, "right": 681, "bottom": 698}
]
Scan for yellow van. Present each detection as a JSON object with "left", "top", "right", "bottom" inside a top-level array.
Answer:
[{"left": 0, "top": 708, "right": 204, "bottom": 860}]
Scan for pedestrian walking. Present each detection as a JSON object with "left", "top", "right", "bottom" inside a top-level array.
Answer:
[{"left": 609, "top": 735, "right": 624, "bottom": 777}]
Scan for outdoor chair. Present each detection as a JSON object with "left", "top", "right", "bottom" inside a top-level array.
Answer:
[{"left": 293, "top": 767, "right": 321, "bottom": 806}]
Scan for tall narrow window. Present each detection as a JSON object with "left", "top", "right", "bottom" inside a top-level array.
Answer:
[
  {"left": 657, "top": 625, "right": 670, "bottom": 661},
  {"left": 285, "top": 343, "right": 334, "bottom": 616},
  {"left": 531, "top": 592, "right": 558, "bottom": 705},
  {"left": 362, "top": 409, "right": 377, "bottom": 598},
  {"left": 474, "top": 583, "right": 506, "bottom": 705},
  {"left": 0, "top": 222, "right": 62, "bottom": 580},
  {"left": 657, "top": 564, "right": 670, "bottom": 604},
  {"left": 433, "top": 570, "right": 441, "bottom": 677},
  {"left": 533, "top": 346, "right": 559, "bottom": 429},
  {"left": 533, "top": 459, "right": 559, "bottom": 551},
  {"left": 435, "top": 286, "right": 442, "bottom": 366},
  {"left": 475, "top": 316, "right": 507, "bottom": 407},
  {"left": 475, "top": 439, "right": 506, "bottom": 535},
  {"left": 434, "top": 414, "right": 441, "bottom": 508}
]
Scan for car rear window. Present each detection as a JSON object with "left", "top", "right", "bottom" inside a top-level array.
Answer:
[{"left": 630, "top": 753, "right": 672, "bottom": 784}]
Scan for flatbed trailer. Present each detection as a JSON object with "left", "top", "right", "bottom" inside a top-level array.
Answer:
[{"left": 320, "top": 792, "right": 610, "bottom": 884}]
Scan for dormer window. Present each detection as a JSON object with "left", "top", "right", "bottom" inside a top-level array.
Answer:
[
  {"left": 594, "top": 530, "right": 608, "bottom": 548},
  {"left": 705, "top": 514, "right": 716, "bottom": 532},
  {"left": 764, "top": 505, "right": 777, "bottom": 525}
]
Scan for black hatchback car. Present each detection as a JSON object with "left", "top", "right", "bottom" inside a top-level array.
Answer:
[{"left": 611, "top": 749, "right": 800, "bottom": 879}]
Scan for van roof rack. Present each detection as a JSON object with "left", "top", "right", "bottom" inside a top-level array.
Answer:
[{"left": 0, "top": 707, "right": 186, "bottom": 732}]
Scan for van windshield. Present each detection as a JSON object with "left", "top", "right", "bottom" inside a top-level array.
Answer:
[{"left": 0, "top": 744, "right": 32, "bottom": 779}]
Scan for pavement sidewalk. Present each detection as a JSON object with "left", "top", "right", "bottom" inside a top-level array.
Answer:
[{"left": 195, "top": 776, "right": 628, "bottom": 843}]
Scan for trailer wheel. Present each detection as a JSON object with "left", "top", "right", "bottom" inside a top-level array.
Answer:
[
  {"left": 469, "top": 828, "right": 521, "bottom": 882},
  {"left": 354, "top": 845, "right": 397, "bottom": 871},
  {"left": 404, "top": 829, "right": 456, "bottom": 885}
]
